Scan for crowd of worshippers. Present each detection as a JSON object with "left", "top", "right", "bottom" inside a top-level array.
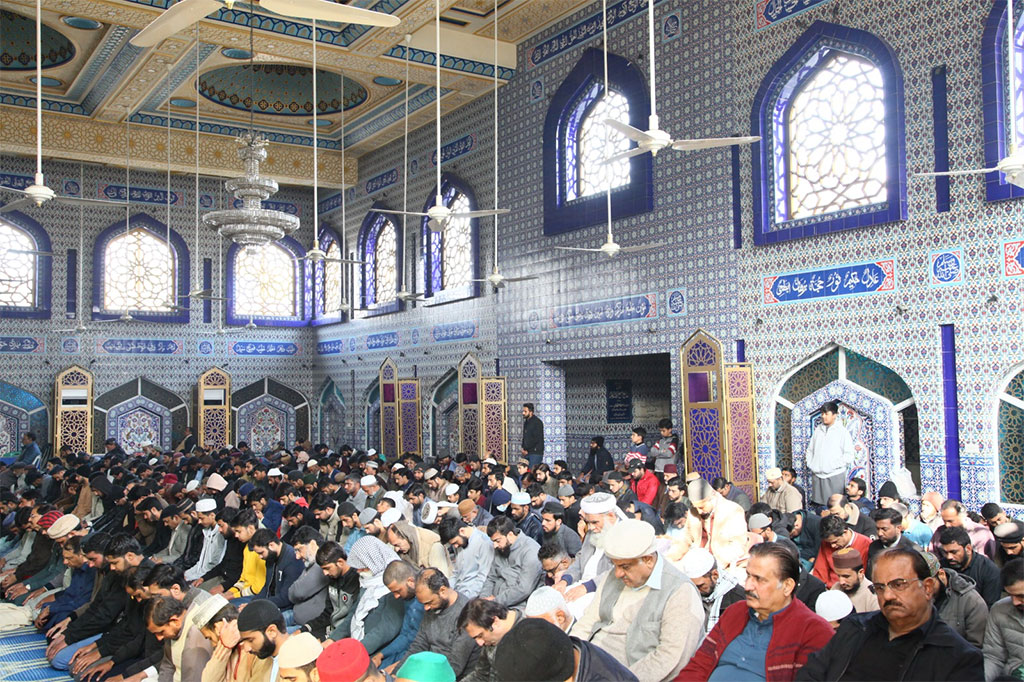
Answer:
[{"left": 0, "top": 435, "right": 1021, "bottom": 682}]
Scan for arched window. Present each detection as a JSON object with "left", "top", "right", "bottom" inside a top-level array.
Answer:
[
  {"left": 357, "top": 209, "right": 401, "bottom": 315},
  {"left": 981, "top": 0, "right": 1024, "bottom": 201},
  {"left": 0, "top": 213, "right": 52, "bottom": 320},
  {"left": 225, "top": 236, "right": 309, "bottom": 327},
  {"left": 313, "top": 227, "right": 346, "bottom": 325},
  {"left": 93, "top": 213, "right": 189, "bottom": 323},
  {"left": 751, "top": 21, "right": 906, "bottom": 244},
  {"left": 543, "top": 48, "right": 652, "bottom": 236},
  {"left": 424, "top": 175, "right": 479, "bottom": 303},
  {"left": 997, "top": 366, "right": 1024, "bottom": 505}
]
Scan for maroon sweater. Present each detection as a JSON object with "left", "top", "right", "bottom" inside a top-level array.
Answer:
[{"left": 675, "top": 598, "right": 834, "bottom": 682}]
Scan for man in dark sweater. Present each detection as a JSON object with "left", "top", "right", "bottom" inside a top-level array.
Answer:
[
  {"left": 520, "top": 404, "right": 544, "bottom": 471},
  {"left": 493, "top": 617, "right": 637, "bottom": 682},
  {"left": 938, "top": 525, "right": 1002, "bottom": 607},
  {"left": 392, "top": 567, "right": 479, "bottom": 678},
  {"left": 251, "top": 528, "right": 304, "bottom": 616}
]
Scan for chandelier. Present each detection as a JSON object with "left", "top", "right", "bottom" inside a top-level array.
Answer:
[{"left": 202, "top": 133, "right": 300, "bottom": 248}]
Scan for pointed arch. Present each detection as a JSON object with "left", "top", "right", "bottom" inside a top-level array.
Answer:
[
  {"left": 94, "top": 377, "right": 189, "bottom": 453},
  {"left": 0, "top": 211, "right": 52, "bottom": 319},
  {"left": 226, "top": 236, "right": 310, "bottom": 327},
  {"left": 357, "top": 204, "right": 403, "bottom": 316}
]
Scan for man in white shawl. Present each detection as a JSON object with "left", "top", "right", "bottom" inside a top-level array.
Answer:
[
  {"left": 553, "top": 492, "right": 626, "bottom": 620},
  {"left": 345, "top": 536, "right": 407, "bottom": 657}
]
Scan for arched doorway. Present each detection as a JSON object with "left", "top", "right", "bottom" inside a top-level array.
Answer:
[
  {"left": 430, "top": 370, "right": 459, "bottom": 460},
  {"left": 364, "top": 379, "right": 380, "bottom": 453},
  {"left": 996, "top": 363, "right": 1024, "bottom": 506},
  {"left": 318, "top": 378, "right": 346, "bottom": 451}
]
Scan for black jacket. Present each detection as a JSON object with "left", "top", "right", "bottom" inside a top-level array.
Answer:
[
  {"left": 258, "top": 542, "right": 304, "bottom": 609},
  {"left": 521, "top": 416, "right": 544, "bottom": 455},
  {"left": 796, "top": 608, "right": 984, "bottom": 682},
  {"left": 795, "top": 566, "right": 827, "bottom": 612},
  {"left": 64, "top": 568, "right": 127, "bottom": 645},
  {"left": 173, "top": 523, "right": 203, "bottom": 573},
  {"left": 202, "top": 534, "right": 244, "bottom": 587},
  {"left": 573, "top": 637, "right": 638, "bottom": 682},
  {"left": 582, "top": 445, "right": 614, "bottom": 481}
]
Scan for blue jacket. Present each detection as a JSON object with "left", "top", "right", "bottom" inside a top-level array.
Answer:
[
  {"left": 258, "top": 542, "right": 303, "bottom": 610},
  {"left": 263, "top": 499, "right": 284, "bottom": 535},
  {"left": 17, "top": 441, "right": 40, "bottom": 464},
  {"left": 47, "top": 564, "right": 96, "bottom": 624},
  {"left": 379, "top": 598, "right": 424, "bottom": 667}
]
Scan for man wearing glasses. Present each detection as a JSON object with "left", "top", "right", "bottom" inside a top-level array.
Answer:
[{"left": 796, "top": 548, "right": 984, "bottom": 681}]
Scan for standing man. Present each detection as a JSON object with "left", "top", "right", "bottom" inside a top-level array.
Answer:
[
  {"left": 521, "top": 404, "right": 545, "bottom": 471},
  {"left": 174, "top": 427, "right": 197, "bottom": 455},
  {"left": 804, "top": 401, "right": 855, "bottom": 506},
  {"left": 19, "top": 432, "right": 41, "bottom": 465}
]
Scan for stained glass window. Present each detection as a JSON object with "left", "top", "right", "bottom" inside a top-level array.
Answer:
[
  {"left": 443, "top": 193, "right": 473, "bottom": 289},
  {"left": 234, "top": 243, "right": 295, "bottom": 317},
  {"left": 323, "top": 240, "right": 343, "bottom": 315},
  {"left": 374, "top": 220, "right": 397, "bottom": 305},
  {"left": 566, "top": 86, "right": 631, "bottom": 202},
  {"left": 785, "top": 54, "right": 886, "bottom": 220},
  {"left": 103, "top": 227, "right": 174, "bottom": 312},
  {"left": 0, "top": 222, "right": 35, "bottom": 308}
]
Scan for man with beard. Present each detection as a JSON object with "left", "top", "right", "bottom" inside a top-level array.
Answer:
[
  {"left": 921, "top": 550, "right": 989, "bottom": 647},
  {"left": 680, "top": 547, "right": 745, "bottom": 630},
  {"left": 867, "top": 507, "right": 917, "bottom": 577},
  {"left": 675, "top": 478, "right": 748, "bottom": 572},
  {"left": 342, "top": 475, "right": 368, "bottom": 510},
  {"left": 938, "top": 526, "right": 1001, "bottom": 607},
  {"left": 540, "top": 502, "right": 582, "bottom": 557},
  {"left": 276, "top": 631, "right": 323, "bottom": 682},
  {"left": 812, "top": 514, "right": 871, "bottom": 588},
  {"left": 830, "top": 547, "right": 877, "bottom": 613},
  {"left": 289, "top": 526, "right": 330, "bottom": 630},
  {"left": 983, "top": 558, "right": 1024, "bottom": 680},
  {"left": 480, "top": 516, "right": 542, "bottom": 609},
  {"left": 379, "top": 560, "right": 424, "bottom": 668},
  {"left": 994, "top": 520, "right": 1024, "bottom": 568},
  {"left": 145, "top": 595, "right": 214, "bottom": 682},
  {"left": 520, "top": 403, "right": 545, "bottom": 471},
  {"left": 458, "top": 499, "right": 492, "bottom": 530},
  {"left": 250, "top": 528, "right": 304, "bottom": 615},
  {"left": 315, "top": 542, "right": 360, "bottom": 640},
  {"left": 797, "top": 548, "right": 983, "bottom": 681},
  {"left": 438, "top": 517, "right": 494, "bottom": 599},
  {"left": 556, "top": 493, "right": 621, "bottom": 620},
  {"left": 509, "top": 492, "right": 544, "bottom": 545},
  {"left": 392, "top": 567, "right": 478, "bottom": 678},
  {"left": 237, "top": 599, "right": 291, "bottom": 681},
  {"left": 626, "top": 460, "right": 659, "bottom": 507},
  {"left": 580, "top": 437, "right": 614, "bottom": 485}
]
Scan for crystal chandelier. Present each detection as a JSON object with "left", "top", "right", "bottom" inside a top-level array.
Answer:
[{"left": 202, "top": 132, "right": 300, "bottom": 248}]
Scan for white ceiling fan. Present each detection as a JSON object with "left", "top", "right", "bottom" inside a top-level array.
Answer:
[
  {"left": 130, "top": 0, "right": 399, "bottom": 48},
  {"left": 602, "top": 0, "right": 759, "bottom": 164},
  {"left": 555, "top": 0, "right": 659, "bottom": 258},
  {"left": 471, "top": 0, "right": 536, "bottom": 290},
  {"left": 395, "top": 34, "right": 425, "bottom": 304},
  {"left": 295, "top": 23, "right": 365, "bottom": 269},
  {"left": 377, "top": 1, "right": 510, "bottom": 233},
  {"left": 0, "top": 0, "right": 126, "bottom": 215},
  {"left": 914, "top": 0, "right": 1024, "bottom": 187}
]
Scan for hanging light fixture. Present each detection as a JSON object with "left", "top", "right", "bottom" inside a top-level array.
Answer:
[{"left": 202, "top": 10, "right": 299, "bottom": 248}]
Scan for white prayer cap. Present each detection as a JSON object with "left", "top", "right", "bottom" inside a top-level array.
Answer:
[
  {"left": 185, "top": 480, "right": 200, "bottom": 493},
  {"left": 524, "top": 586, "right": 569, "bottom": 617},
  {"left": 205, "top": 473, "right": 227, "bottom": 492},
  {"left": 579, "top": 492, "right": 617, "bottom": 515},
  {"left": 380, "top": 508, "right": 402, "bottom": 528},
  {"left": 603, "top": 518, "right": 657, "bottom": 560},
  {"left": 367, "top": 449, "right": 377, "bottom": 458},
  {"left": 384, "top": 491, "right": 405, "bottom": 506},
  {"left": 748, "top": 513, "right": 772, "bottom": 531},
  {"left": 510, "top": 492, "right": 531, "bottom": 506},
  {"left": 148, "top": 458, "right": 159, "bottom": 466},
  {"left": 277, "top": 632, "right": 323, "bottom": 669},
  {"left": 686, "top": 477, "right": 714, "bottom": 502},
  {"left": 444, "top": 483, "right": 460, "bottom": 497},
  {"left": 815, "top": 590, "right": 853, "bottom": 622},
  {"left": 421, "top": 500, "right": 439, "bottom": 525},
  {"left": 681, "top": 547, "right": 716, "bottom": 578},
  {"left": 365, "top": 459, "right": 380, "bottom": 471},
  {"left": 308, "top": 460, "right": 318, "bottom": 468},
  {"left": 190, "top": 593, "right": 229, "bottom": 629},
  {"left": 483, "top": 457, "right": 498, "bottom": 465},
  {"left": 196, "top": 498, "right": 217, "bottom": 513},
  {"left": 268, "top": 467, "right": 283, "bottom": 477},
  {"left": 360, "top": 475, "right": 378, "bottom": 487},
  {"left": 765, "top": 467, "right": 783, "bottom": 480},
  {"left": 423, "top": 468, "right": 438, "bottom": 480}
]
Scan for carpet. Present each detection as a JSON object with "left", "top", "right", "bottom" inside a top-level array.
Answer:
[{"left": 0, "top": 626, "right": 73, "bottom": 682}]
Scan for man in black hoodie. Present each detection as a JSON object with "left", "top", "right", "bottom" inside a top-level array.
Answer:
[
  {"left": 579, "top": 437, "right": 613, "bottom": 485},
  {"left": 493, "top": 617, "right": 637, "bottom": 682},
  {"left": 520, "top": 404, "right": 545, "bottom": 471},
  {"left": 251, "top": 527, "right": 304, "bottom": 619}
]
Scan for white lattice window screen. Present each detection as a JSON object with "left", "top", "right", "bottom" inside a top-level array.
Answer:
[
  {"left": 103, "top": 228, "right": 174, "bottom": 312},
  {"left": 0, "top": 223, "right": 35, "bottom": 308},
  {"left": 443, "top": 193, "right": 473, "bottom": 289},
  {"left": 324, "top": 240, "right": 342, "bottom": 314},
  {"left": 572, "top": 90, "right": 632, "bottom": 201},
  {"left": 235, "top": 243, "right": 296, "bottom": 317},
  {"left": 375, "top": 220, "right": 397, "bottom": 304},
  {"left": 786, "top": 53, "right": 887, "bottom": 220}
]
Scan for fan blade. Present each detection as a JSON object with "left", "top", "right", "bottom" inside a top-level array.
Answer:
[
  {"left": 554, "top": 246, "right": 604, "bottom": 253},
  {"left": 57, "top": 196, "right": 128, "bottom": 208},
  {"left": 455, "top": 208, "right": 511, "bottom": 218},
  {"left": 259, "top": 0, "right": 400, "bottom": 25},
  {"left": 375, "top": 208, "right": 430, "bottom": 218},
  {"left": 617, "top": 243, "right": 659, "bottom": 253},
  {"left": 604, "top": 147, "right": 649, "bottom": 164},
  {"left": 671, "top": 135, "right": 761, "bottom": 151},
  {"left": 0, "top": 198, "right": 34, "bottom": 215},
  {"left": 603, "top": 118, "right": 652, "bottom": 143},
  {"left": 8, "top": 248, "right": 53, "bottom": 256},
  {"left": 130, "top": 0, "right": 223, "bottom": 47},
  {"left": 913, "top": 168, "right": 998, "bottom": 177},
  {"left": 504, "top": 275, "right": 539, "bottom": 282},
  {"left": 323, "top": 258, "right": 367, "bottom": 265}
]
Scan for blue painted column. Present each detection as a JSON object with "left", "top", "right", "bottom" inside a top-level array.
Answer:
[{"left": 940, "top": 324, "right": 961, "bottom": 499}]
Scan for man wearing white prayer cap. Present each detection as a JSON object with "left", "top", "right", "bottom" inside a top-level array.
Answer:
[
  {"left": 524, "top": 585, "right": 574, "bottom": 632},
  {"left": 361, "top": 474, "right": 385, "bottom": 510},
  {"left": 572, "top": 518, "right": 705, "bottom": 682},
  {"left": 554, "top": 492, "right": 622, "bottom": 619},
  {"left": 278, "top": 631, "right": 323, "bottom": 682},
  {"left": 674, "top": 477, "right": 748, "bottom": 571},
  {"left": 184, "top": 498, "right": 227, "bottom": 582},
  {"left": 680, "top": 547, "right": 744, "bottom": 630},
  {"left": 814, "top": 589, "right": 853, "bottom": 630}
]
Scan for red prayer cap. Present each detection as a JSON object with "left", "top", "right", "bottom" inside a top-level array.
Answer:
[
  {"left": 38, "top": 510, "right": 63, "bottom": 530},
  {"left": 163, "top": 474, "right": 179, "bottom": 486},
  {"left": 317, "top": 638, "right": 370, "bottom": 682}
]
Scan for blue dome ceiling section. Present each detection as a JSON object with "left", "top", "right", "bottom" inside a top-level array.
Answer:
[
  {"left": 197, "top": 63, "right": 367, "bottom": 116},
  {"left": 0, "top": 10, "right": 76, "bottom": 70}
]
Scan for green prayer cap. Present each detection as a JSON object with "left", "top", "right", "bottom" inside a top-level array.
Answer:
[{"left": 396, "top": 652, "right": 456, "bottom": 682}]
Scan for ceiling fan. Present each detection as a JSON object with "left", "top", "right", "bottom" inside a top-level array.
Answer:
[
  {"left": 0, "top": 0, "right": 126, "bottom": 215},
  {"left": 914, "top": 0, "right": 1024, "bottom": 187},
  {"left": 130, "top": 0, "right": 400, "bottom": 48},
  {"left": 296, "top": 22, "right": 364, "bottom": 269},
  {"left": 602, "top": 0, "right": 759, "bottom": 164},
  {"left": 377, "top": 1, "right": 510, "bottom": 233},
  {"left": 395, "top": 34, "right": 425, "bottom": 304},
  {"left": 471, "top": 0, "right": 536, "bottom": 290},
  {"left": 555, "top": 0, "right": 659, "bottom": 258}
]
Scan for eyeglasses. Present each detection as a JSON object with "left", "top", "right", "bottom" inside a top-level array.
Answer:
[{"left": 868, "top": 578, "right": 922, "bottom": 595}]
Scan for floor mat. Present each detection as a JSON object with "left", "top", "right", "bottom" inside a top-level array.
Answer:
[{"left": 0, "top": 626, "right": 74, "bottom": 682}]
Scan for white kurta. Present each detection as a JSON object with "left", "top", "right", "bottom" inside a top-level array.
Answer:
[{"left": 805, "top": 421, "right": 855, "bottom": 478}]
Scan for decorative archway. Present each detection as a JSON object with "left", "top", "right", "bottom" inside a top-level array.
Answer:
[
  {"left": 0, "top": 381, "right": 48, "bottom": 455},
  {"left": 364, "top": 378, "right": 380, "bottom": 453},
  {"left": 232, "top": 378, "right": 310, "bottom": 454},
  {"left": 318, "top": 378, "right": 346, "bottom": 450},
  {"left": 54, "top": 366, "right": 93, "bottom": 454},
  {"left": 94, "top": 378, "right": 189, "bottom": 453}
]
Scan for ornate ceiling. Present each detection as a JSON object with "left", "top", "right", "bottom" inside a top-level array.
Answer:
[{"left": 0, "top": 0, "right": 592, "bottom": 187}]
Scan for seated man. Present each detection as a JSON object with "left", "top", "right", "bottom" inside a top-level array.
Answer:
[
  {"left": 480, "top": 516, "right": 542, "bottom": 610},
  {"left": 678, "top": 542, "right": 835, "bottom": 681},
  {"left": 524, "top": 585, "right": 574, "bottom": 633},
  {"left": 573, "top": 519, "right": 704, "bottom": 681},
  {"left": 993, "top": 519, "right": 1024, "bottom": 568},
  {"left": 938, "top": 525, "right": 1002, "bottom": 607},
  {"left": 674, "top": 478, "right": 748, "bottom": 571},
  {"left": 340, "top": 537, "right": 405, "bottom": 657},
  {"left": 379, "top": 560, "right": 425, "bottom": 668},
  {"left": 494, "top": 617, "right": 636, "bottom": 682},
  {"left": 763, "top": 468, "right": 802, "bottom": 514},
  {"left": 812, "top": 514, "right": 871, "bottom": 588},
  {"left": 144, "top": 595, "right": 213, "bottom": 682},
  {"left": 867, "top": 507, "right": 917, "bottom": 576},
  {"left": 394, "top": 567, "right": 479, "bottom": 679},
  {"left": 438, "top": 517, "right": 494, "bottom": 599},
  {"left": 983, "top": 558, "right": 1024, "bottom": 680},
  {"left": 250, "top": 528, "right": 304, "bottom": 615},
  {"left": 830, "top": 547, "right": 877, "bottom": 614},
  {"left": 680, "top": 547, "right": 745, "bottom": 630},
  {"left": 797, "top": 548, "right": 983, "bottom": 681}
]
